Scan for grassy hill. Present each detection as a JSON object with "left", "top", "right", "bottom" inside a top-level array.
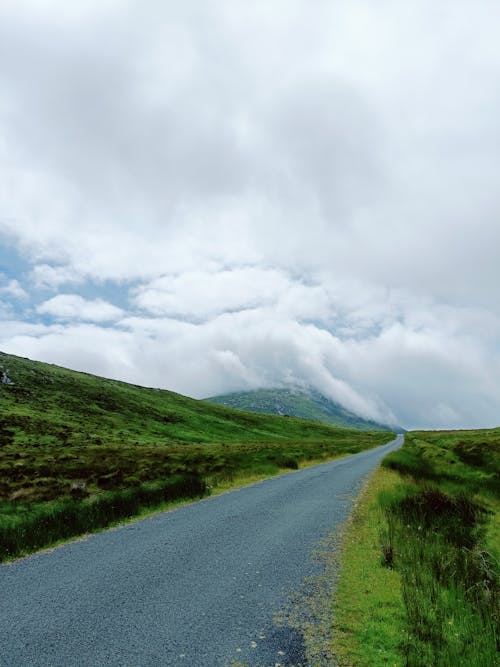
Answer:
[
  {"left": 0, "top": 351, "right": 393, "bottom": 559},
  {"left": 1, "top": 353, "right": 368, "bottom": 452},
  {"left": 206, "top": 387, "right": 400, "bottom": 432}
]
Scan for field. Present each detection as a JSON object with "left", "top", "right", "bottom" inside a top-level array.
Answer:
[
  {"left": 331, "top": 429, "right": 500, "bottom": 667},
  {"left": 0, "top": 352, "right": 392, "bottom": 561}
]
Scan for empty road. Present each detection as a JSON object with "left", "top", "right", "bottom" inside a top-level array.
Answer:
[{"left": 1, "top": 435, "right": 402, "bottom": 666}]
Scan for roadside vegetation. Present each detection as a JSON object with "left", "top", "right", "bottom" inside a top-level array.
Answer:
[
  {"left": 0, "top": 352, "right": 392, "bottom": 561},
  {"left": 331, "top": 429, "right": 499, "bottom": 667}
]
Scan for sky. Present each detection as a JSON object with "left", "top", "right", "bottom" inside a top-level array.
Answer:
[{"left": 1, "top": 0, "right": 500, "bottom": 430}]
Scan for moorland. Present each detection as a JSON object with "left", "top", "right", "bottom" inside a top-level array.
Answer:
[{"left": 0, "top": 351, "right": 391, "bottom": 560}]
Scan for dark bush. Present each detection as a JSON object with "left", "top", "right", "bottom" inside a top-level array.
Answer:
[
  {"left": 394, "top": 488, "right": 486, "bottom": 549},
  {"left": 275, "top": 456, "right": 299, "bottom": 470}
]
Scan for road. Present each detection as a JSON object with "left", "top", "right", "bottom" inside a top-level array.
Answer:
[{"left": 1, "top": 435, "right": 403, "bottom": 667}]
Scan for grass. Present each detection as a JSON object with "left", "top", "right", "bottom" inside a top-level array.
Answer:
[
  {"left": 0, "top": 474, "right": 206, "bottom": 561},
  {"left": 330, "top": 429, "right": 500, "bottom": 667},
  {"left": 0, "top": 351, "right": 393, "bottom": 561},
  {"left": 330, "top": 467, "right": 405, "bottom": 666}
]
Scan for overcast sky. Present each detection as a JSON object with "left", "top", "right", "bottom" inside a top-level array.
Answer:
[{"left": 1, "top": 0, "right": 500, "bottom": 429}]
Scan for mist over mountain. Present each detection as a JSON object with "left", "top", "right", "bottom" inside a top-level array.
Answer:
[{"left": 207, "top": 388, "right": 403, "bottom": 433}]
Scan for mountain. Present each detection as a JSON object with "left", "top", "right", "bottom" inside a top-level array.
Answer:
[{"left": 206, "top": 388, "right": 401, "bottom": 432}]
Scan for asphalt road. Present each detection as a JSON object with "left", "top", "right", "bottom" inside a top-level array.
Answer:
[{"left": 1, "top": 435, "right": 403, "bottom": 667}]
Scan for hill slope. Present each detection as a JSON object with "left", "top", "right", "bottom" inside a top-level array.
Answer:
[
  {"left": 206, "top": 388, "right": 400, "bottom": 432},
  {"left": 0, "top": 352, "right": 392, "bottom": 504},
  {"left": 0, "top": 353, "right": 363, "bottom": 447}
]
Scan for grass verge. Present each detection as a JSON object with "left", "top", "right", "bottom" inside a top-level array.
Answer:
[
  {"left": 0, "top": 474, "right": 206, "bottom": 562},
  {"left": 330, "top": 466, "right": 405, "bottom": 666},
  {"left": 330, "top": 429, "right": 499, "bottom": 667}
]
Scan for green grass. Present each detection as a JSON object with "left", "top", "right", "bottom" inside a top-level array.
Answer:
[
  {"left": 330, "top": 467, "right": 405, "bottom": 666},
  {"left": 330, "top": 429, "right": 500, "bottom": 667},
  {"left": 0, "top": 351, "right": 393, "bottom": 560},
  {"left": 0, "top": 474, "right": 206, "bottom": 561}
]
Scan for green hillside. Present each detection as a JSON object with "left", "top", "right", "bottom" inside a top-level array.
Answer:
[
  {"left": 206, "top": 387, "right": 400, "bottom": 432},
  {"left": 0, "top": 351, "right": 392, "bottom": 505}
]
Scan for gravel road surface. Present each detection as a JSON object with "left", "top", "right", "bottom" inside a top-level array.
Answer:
[{"left": 1, "top": 435, "right": 402, "bottom": 666}]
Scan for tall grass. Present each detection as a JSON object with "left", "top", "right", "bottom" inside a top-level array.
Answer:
[
  {"left": 0, "top": 474, "right": 206, "bottom": 561},
  {"left": 380, "top": 431, "right": 499, "bottom": 666}
]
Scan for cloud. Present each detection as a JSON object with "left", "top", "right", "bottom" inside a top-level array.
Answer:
[
  {"left": 37, "top": 294, "right": 124, "bottom": 322},
  {"left": 131, "top": 267, "right": 330, "bottom": 321},
  {"left": 0, "top": 1, "right": 500, "bottom": 428},
  {"left": 0, "top": 277, "right": 28, "bottom": 300},
  {"left": 3, "top": 290, "right": 500, "bottom": 429},
  {"left": 31, "top": 264, "right": 84, "bottom": 290}
]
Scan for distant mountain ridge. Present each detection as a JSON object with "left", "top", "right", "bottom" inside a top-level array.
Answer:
[{"left": 206, "top": 388, "right": 401, "bottom": 432}]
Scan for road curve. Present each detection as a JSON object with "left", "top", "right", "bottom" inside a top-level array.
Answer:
[{"left": 1, "top": 435, "right": 403, "bottom": 667}]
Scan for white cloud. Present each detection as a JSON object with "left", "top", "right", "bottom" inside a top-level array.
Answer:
[
  {"left": 31, "top": 264, "right": 83, "bottom": 289},
  {"left": 0, "top": 1, "right": 500, "bottom": 428},
  {"left": 0, "top": 277, "right": 28, "bottom": 300},
  {"left": 132, "top": 268, "right": 318, "bottom": 320},
  {"left": 37, "top": 294, "right": 124, "bottom": 322}
]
